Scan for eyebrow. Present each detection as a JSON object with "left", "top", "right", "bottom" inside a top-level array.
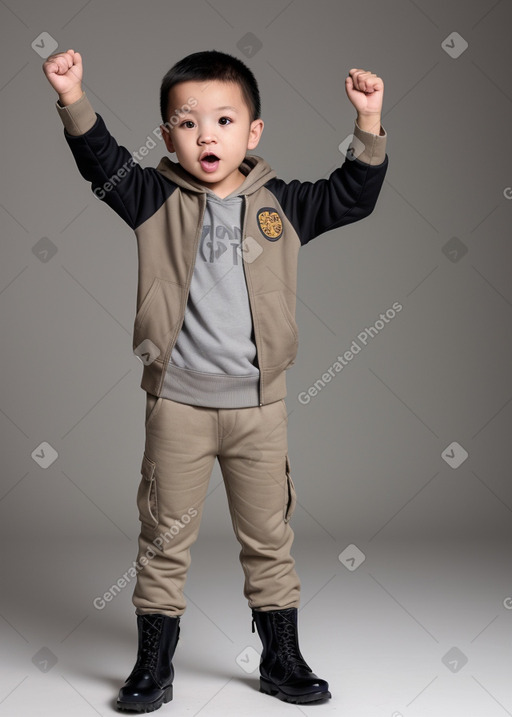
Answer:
[{"left": 186, "top": 105, "right": 239, "bottom": 113}]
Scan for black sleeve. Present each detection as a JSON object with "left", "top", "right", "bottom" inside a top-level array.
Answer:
[
  {"left": 265, "top": 154, "right": 389, "bottom": 246},
  {"left": 62, "top": 113, "right": 176, "bottom": 230}
]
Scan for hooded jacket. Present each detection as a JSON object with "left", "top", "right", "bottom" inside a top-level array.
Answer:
[{"left": 56, "top": 93, "right": 388, "bottom": 406}]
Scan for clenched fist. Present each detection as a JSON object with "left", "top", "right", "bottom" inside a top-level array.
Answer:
[
  {"left": 43, "top": 48, "right": 83, "bottom": 105},
  {"left": 345, "top": 68, "right": 384, "bottom": 135}
]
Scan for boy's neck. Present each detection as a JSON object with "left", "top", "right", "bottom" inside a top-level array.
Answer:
[{"left": 199, "top": 168, "right": 247, "bottom": 199}]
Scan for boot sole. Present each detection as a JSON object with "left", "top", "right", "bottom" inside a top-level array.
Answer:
[
  {"left": 260, "top": 678, "right": 331, "bottom": 704},
  {"left": 116, "top": 684, "right": 173, "bottom": 712}
]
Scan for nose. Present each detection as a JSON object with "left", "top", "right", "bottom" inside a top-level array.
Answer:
[
  {"left": 197, "top": 123, "right": 217, "bottom": 145},
  {"left": 198, "top": 135, "right": 216, "bottom": 145}
]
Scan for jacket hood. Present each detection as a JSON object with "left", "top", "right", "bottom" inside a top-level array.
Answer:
[{"left": 155, "top": 154, "right": 276, "bottom": 196}]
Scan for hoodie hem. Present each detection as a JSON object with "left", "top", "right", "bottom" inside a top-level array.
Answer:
[{"left": 161, "top": 363, "right": 260, "bottom": 408}]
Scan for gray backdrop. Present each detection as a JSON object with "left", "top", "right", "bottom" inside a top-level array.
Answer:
[
  {"left": 2, "top": 2, "right": 512, "bottom": 715},
  {"left": 1, "top": 1, "right": 511, "bottom": 542}
]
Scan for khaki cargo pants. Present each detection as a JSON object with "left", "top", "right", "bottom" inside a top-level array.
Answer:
[{"left": 132, "top": 394, "right": 301, "bottom": 617}]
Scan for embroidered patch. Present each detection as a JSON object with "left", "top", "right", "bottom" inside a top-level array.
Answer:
[{"left": 257, "top": 208, "right": 283, "bottom": 241}]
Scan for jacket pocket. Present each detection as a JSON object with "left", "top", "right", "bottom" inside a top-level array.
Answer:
[
  {"left": 255, "top": 291, "right": 298, "bottom": 370},
  {"left": 145, "top": 393, "right": 163, "bottom": 428},
  {"left": 137, "top": 452, "right": 159, "bottom": 528},
  {"left": 284, "top": 455, "right": 297, "bottom": 523},
  {"left": 133, "top": 277, "right": 183, "bottom": 361}
]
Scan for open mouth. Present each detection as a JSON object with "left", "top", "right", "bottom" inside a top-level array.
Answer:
[{"left": 200, "top": 152, "right": 220, "bottom": 173}]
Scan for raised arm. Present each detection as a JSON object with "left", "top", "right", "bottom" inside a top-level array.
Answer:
[
  {"left": 42, "top": 49, "right": 172, "bottom": 229},
  {"left": 266, "top": 68, "right": 388, "bottom": 246}
]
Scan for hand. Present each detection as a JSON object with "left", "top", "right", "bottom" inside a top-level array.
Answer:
[
  {"left": 345, "top": 68, "right": 383, "bottom": 117},
  {"left": 43, "top": 48, "right": 83, "bottom": 104}
]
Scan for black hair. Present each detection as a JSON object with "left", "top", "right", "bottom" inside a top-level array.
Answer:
[{"left": 160, "top": 50, "right": 261, "bottom": 124}]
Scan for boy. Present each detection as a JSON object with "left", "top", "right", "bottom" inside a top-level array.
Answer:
[{"left": 43, "top": 48, "right": 388, "bottom": 712}]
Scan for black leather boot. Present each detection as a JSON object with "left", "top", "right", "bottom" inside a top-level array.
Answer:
[
  {"left": 117, "top": 613, "right": 180, "bottom": 713},
  {"left": 251, "top": 607, "right": 331, "bottom": 703}
]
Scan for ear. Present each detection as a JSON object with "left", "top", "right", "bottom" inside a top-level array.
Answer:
[
  {"left": 160, "top": 124, "right": 176, "bottom": 154},
  {"left": 247, "top": 118, "right": 264, "bottom": 151}
]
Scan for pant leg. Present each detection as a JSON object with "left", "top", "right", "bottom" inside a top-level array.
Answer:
[
  {"left": 217, "top": 398, "right": 301, "bottom": 611},
  {"left": 132, "top": 395, "right": 218, "bottom": 617}
]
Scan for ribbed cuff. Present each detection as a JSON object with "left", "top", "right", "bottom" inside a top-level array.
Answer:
[
  {"left": 55, "top": 92, "right": 97, "bottom": 136},
  {"left": 351, "top": 120, "right": 387, "bottom": 166}
]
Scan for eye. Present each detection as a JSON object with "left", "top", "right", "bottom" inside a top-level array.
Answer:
[
  {"left": 180, "top": 120, "right": 195, "bottom": 129},
  {"left": 218, "top": 116, "right": 232, "bottom": 126}
]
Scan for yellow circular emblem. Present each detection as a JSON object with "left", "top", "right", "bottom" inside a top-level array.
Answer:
[{"left": 257, "top": 208, "right": 283, "bottom": 241}]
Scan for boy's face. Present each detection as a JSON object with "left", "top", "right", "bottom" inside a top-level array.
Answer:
[{"left": 161, "top": 79, "right": 264, "bottom": 198}]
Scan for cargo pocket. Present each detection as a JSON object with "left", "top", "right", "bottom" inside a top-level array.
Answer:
[
  {"left": 284, "top": 455, "right": 297, "bottom": 523},
  {"left": 137, "top": 452, "right": 159, "bottom": 528}
]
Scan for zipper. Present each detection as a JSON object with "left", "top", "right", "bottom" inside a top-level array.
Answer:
[{"left": 241, "top": 194, "right": 263, "bottom": 406}]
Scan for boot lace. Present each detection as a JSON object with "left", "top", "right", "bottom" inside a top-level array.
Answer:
[
  {"left": 137, "top": 616, "right": 163, "bottom": 672},
  {"left": 273, "top": 613, "right": 307, "bottom": 667}
]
